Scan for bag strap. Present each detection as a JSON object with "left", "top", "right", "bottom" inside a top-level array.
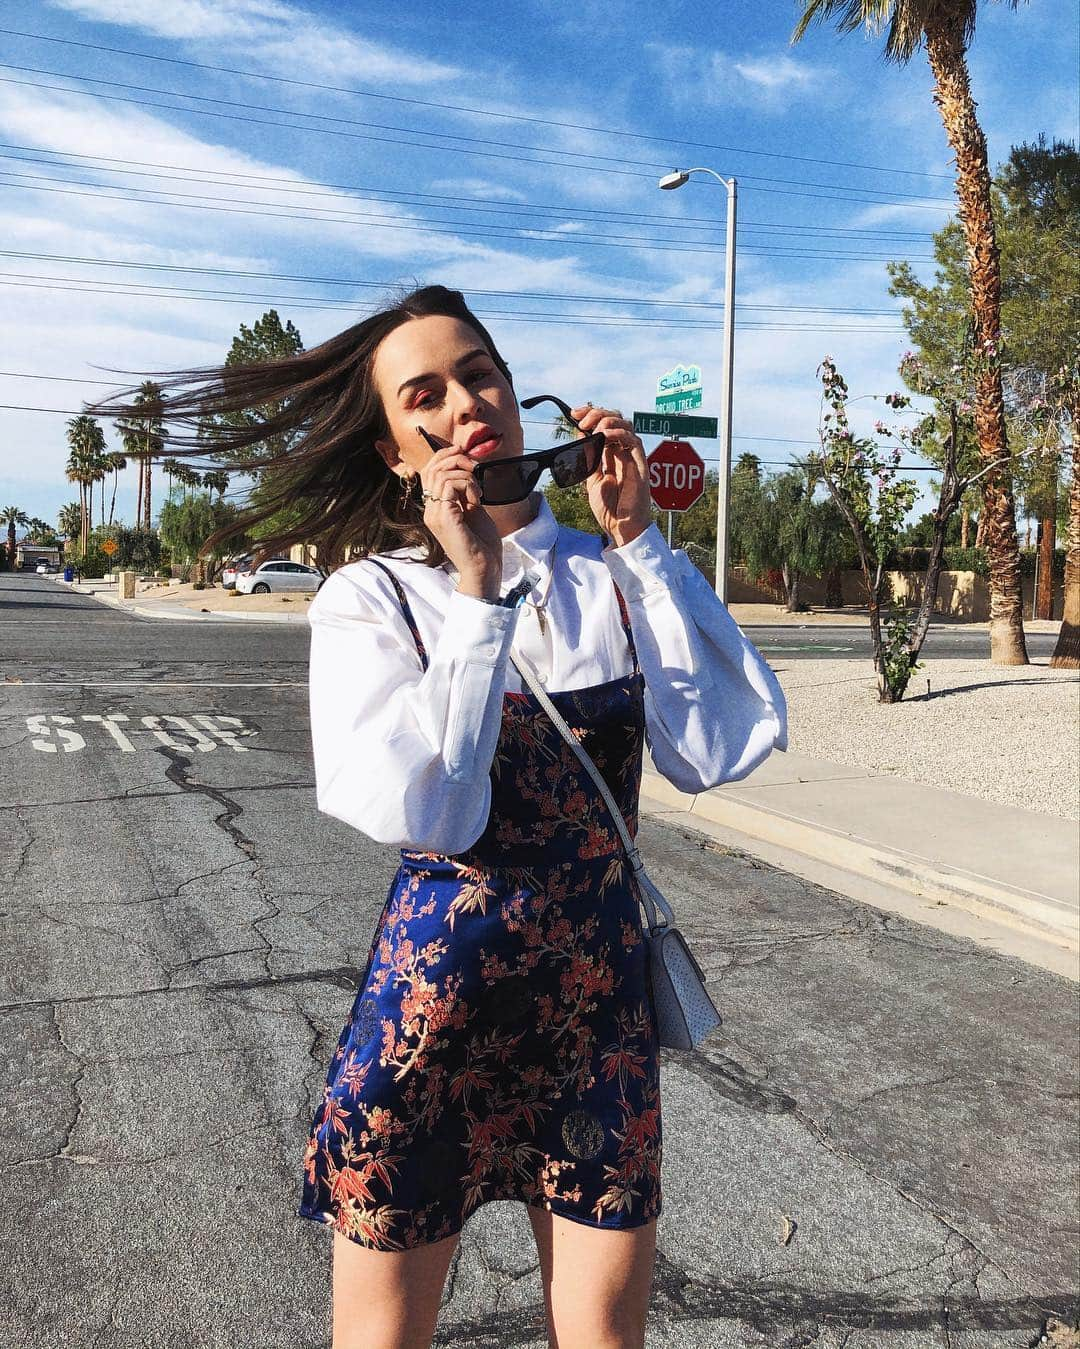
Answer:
[
  {"left": 509, "top": 647, "right": 675, "bottom": 934},
  {"left": 365, "top": 557, "right": 429, "bottom": 672}
]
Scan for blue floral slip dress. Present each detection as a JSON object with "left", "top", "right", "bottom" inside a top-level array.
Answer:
[{"left": 299, "top": 559, "right": 662, "bottom": 1251}]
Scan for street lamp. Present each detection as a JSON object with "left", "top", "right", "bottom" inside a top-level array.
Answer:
[{"left": 658, "top": 166, "right": 737, "bottom": 603}]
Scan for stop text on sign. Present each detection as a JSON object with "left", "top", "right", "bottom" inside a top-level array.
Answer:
[{"left": 646, "top": 440, "right": 706, "bottom": 512}]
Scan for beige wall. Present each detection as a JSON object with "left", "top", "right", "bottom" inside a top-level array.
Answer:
[
  {"left": 729, "top": 565, "right": 1063, "bottom": 621},
  {"left": 288, "top": 542, "right": 318, "bottom": 567}
]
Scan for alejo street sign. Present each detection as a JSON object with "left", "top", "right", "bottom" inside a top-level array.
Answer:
[{"left": 633, "top": 411, "right": 718, "bottom": 439}]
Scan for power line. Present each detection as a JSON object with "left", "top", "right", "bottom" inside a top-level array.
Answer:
[
  {"left": 0, "top": 145, "right": 941, "bottom": 242},
  {"left": 0, "top": 177, "right": 938, "bottom": 262},
  {"left": 0, "top": 398, "right": 943, "bottom": 468},
  {"left": 0, "top": 249, "right": 912, "bottom": 315},
  {"left": 0, "top": 58, "right": 960, "bottom": 205},
  {"left": 0, "top": 277, "right": 908, "bottom": 332},
  {"left": 0, "top": 26, "right": 957, "bottom": 184},
  {"left": 0, "top": 69, "right": 958, "bottom": 212}
]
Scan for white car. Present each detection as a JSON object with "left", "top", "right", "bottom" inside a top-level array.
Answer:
[
  {"left": 221, "top": 553, "right": 259, "bottom": 589},
  {"left": 35, "top": 561, "right": 49, "bottom": 574},
  {"left": 235, "top": 560, "right": 324, "bottom": 595}
]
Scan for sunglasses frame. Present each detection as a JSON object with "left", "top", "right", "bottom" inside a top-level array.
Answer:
[{"left": 415, "top": 394, "right": 605, "bottom": 506}]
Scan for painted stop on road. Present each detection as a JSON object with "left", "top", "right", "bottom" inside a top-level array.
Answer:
[{"left": 646, "top": 439, "right": 706, "bottom": 512}]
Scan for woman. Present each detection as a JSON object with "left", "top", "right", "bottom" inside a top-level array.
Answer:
[{"left": 93, "top": 285, "right": 788, "bottom": 1349}]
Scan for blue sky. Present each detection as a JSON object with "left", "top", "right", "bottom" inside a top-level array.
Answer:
[{"left": 1, "top": 0, "right": 1076, "bottom": 532}]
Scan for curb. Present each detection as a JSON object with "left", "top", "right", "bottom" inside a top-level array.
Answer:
[
  {"left": 66, "top": 582, "right": 308, "bottom": 625},
  {"left": 639, "top": 768, "right": 1079, "bottom": 957}
]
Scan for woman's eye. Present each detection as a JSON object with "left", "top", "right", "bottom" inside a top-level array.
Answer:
[{"left": 415, "top": 392, "right": 443, "bottom": 409}]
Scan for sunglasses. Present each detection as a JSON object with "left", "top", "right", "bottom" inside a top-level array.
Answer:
[{"left": 415, "top": 394, "right": 605, "bottom": 506}]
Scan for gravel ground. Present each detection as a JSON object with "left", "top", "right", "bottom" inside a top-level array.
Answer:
[{"left": 774, "top": 657, "right": 1080, "bottom": 820}]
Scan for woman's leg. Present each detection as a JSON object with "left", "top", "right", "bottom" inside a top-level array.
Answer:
[
  {"left": 526, "top": 1207, "right": 657, "bottom": 1349},
  {"left": 332, "top": 1228, "right": 460, "bottom": 1349}
]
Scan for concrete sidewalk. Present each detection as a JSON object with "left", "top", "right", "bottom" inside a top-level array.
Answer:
[{"left": 641, "top": 748, "right": 1079, "bottom": 982}]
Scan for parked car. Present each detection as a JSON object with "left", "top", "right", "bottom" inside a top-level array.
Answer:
[
  {"left": 35, "top": 561, "right": 49, "bottom": 574},
  {"left": 221, "top": 553, "right": 258, "bottom": 589},
  {"left": 234, "top": 560, "right": 324, "bottom": 595}
]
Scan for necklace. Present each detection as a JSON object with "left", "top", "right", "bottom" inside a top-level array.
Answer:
[{"left": 520, "top": 536, "right": 556, "bottom": 636}]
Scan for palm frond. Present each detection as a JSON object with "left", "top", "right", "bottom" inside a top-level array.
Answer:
[{"left": 791, "top": 1, "right": 1018, "bottom": 65}]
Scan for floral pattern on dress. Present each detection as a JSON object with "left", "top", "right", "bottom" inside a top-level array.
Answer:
[{"left": 299, "top": 574, "right": 661, "bottom": 1251}]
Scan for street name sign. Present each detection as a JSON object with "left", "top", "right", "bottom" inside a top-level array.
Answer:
[
  {"left": 656, "top": 363, "right": 703, "bottom": 414},
  {"left": 647, "top": 440, "right": 706, "bottom": 512},
  {"left": 633, "top": 411, "right": 718, "bottom": 439},
  {"left": 655, "top": 389, "right": 703, "bottom": 412}
]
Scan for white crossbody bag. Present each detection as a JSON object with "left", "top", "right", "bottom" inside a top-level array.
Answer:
[{"left": 509, "top": 648, "right": 723, "bottom": 1052}]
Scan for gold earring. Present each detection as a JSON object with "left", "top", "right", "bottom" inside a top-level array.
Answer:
[{"left": 398, "top": 472, "right": 420, "bottom": 509}]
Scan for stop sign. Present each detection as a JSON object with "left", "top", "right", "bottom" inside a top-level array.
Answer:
[{"left": 646, "top": 440, "right": 706, "bottom": 512}]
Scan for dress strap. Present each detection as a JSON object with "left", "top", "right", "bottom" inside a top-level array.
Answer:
[
  {"left": 612, "top": 580, "right": 640, "bottom": 677},
  {"left": 365, "top": 558, "right": 429, "bottom": 673}
]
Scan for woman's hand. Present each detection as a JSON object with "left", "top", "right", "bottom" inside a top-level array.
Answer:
[
  {"left": 572, "top": 404, "right": 654, "bottom": 547},
  {"left": 418, "top": 444, "right": 502, "bottom": 600}
]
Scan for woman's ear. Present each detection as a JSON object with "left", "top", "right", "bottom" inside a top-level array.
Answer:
[{"left": 373, "top": 435, "right": 404, "bottom": 476}]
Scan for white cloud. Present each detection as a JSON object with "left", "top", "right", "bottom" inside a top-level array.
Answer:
[
  {"left": 733, "top": 56, "right": 815, "bottom": 92},
  {"left": 44, "top": 0, "right": 460, "bottom": 85},
  {"left": 646, "top": 43, "right": 827, "bottom": 113}
]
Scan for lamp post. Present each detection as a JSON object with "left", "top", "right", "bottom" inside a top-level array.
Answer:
[{"left": 658, "top": 167, "right": 737, "bottom": 603}]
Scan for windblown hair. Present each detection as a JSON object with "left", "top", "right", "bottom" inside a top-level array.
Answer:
[{"left": 86, "top": 284, "right": 513, "bottom": 571}]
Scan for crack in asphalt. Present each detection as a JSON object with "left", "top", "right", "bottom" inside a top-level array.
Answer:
[
  {"left": 0, "top": 965, "right": 365, "bottom": 1013},
  {"left": 1, "top": 781, "right": 316, "bottom": 813},
  {"left": 664, "top": 1045, "right": 799, "bottom": 1114},
  {"left": 5, "top": 1115, "right": 298, "bottom": 1170},
  {"left": 8, "top": 806, "right": 33, "bottom": 886},
  {"left": 430, "top": 1237, "right": 1075, "bottom": 1345},
  {"left": 50, "top": 1002, "right": 86, "bottom": 1164}
]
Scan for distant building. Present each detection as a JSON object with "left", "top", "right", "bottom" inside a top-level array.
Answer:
[{"left": 15, "top": 543, "right": 62, "bottom": 568}]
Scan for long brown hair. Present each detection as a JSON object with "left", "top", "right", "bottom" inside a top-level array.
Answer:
[{"left": 86, "top": 284, "right": 514, "bottom": 571}]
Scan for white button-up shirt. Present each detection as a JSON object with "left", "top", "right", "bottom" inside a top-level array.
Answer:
[{"left": 307, "top": 496, "right": 788, "bottom": 854}]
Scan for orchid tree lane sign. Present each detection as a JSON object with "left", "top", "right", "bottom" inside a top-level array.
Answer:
[{"left": 656, "top": 363, "right": 703, "bottom": 413}]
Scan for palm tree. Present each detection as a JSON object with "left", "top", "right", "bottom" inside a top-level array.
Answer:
[
  {"left": 104, "top": 451, "right": 127, "bottom": 526},
  {"left": 1, "top": 506, "right": 30, "bottom": 567},
  {"left": 792, "top": 0, "right": 1028, "bottom": 665},
  {"left": 92, "top": 445, "right": 111, "bottom": 531},
  {"left": 64, "top": 454, "right": 88, "bottom": 555},
  {"left": 170, "top": 461, "right": 203, "bottom": 500},
  {"left": 114, "top": 380, "right": 164, "bottom": 532},
  {"left": 201, "top": 467, "right": 230, "bottom": 500},
  {"left": 65, "top": 416, "right": 105, "bottom": 555},
  {"left": 57, "top": 502, "right": 81, "bottom": 548}
]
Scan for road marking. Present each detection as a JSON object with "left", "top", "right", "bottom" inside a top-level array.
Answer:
[
  {"left": 80, "top": 713, "right": 137, "bottom": 752},
  {"left": 758, "top": 644, "right": 855, "bottom": 653},
  {"left": 25, "top": 713, "right": 258, "bottom": 754}
]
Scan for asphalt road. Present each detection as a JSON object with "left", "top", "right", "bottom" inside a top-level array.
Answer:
[
  {"left": 2, "top": 572, "right": 1077, "bottom": 1349},
  {"left": 742, "top": 625, "right": 1061, "bottom": 661}
]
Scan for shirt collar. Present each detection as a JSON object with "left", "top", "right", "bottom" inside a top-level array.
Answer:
[
  {"left": 502, "top": 492, "right": 559, "bottom": 564},
  {"left": 440, "top": 492, "right": 559, "bottom": 584}
]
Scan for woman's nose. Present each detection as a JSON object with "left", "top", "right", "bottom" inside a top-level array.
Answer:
[{"left": 448, "top": 380, "right": 484, "bottom": 421}]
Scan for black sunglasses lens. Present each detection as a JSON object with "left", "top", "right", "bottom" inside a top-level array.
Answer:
[
  {"left": 550, "top": 436, "right": 602, "bottom": 488},
  {"left": 478, "top": 460, "right": 542, "bottom": 505}
]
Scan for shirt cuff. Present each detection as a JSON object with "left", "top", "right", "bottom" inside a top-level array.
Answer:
[
  {"left": 431, "top": 587, "right": 520, "bottom": 666},
  {"left": 602, "top": 523, "right": 682, "bottom": 602}
]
